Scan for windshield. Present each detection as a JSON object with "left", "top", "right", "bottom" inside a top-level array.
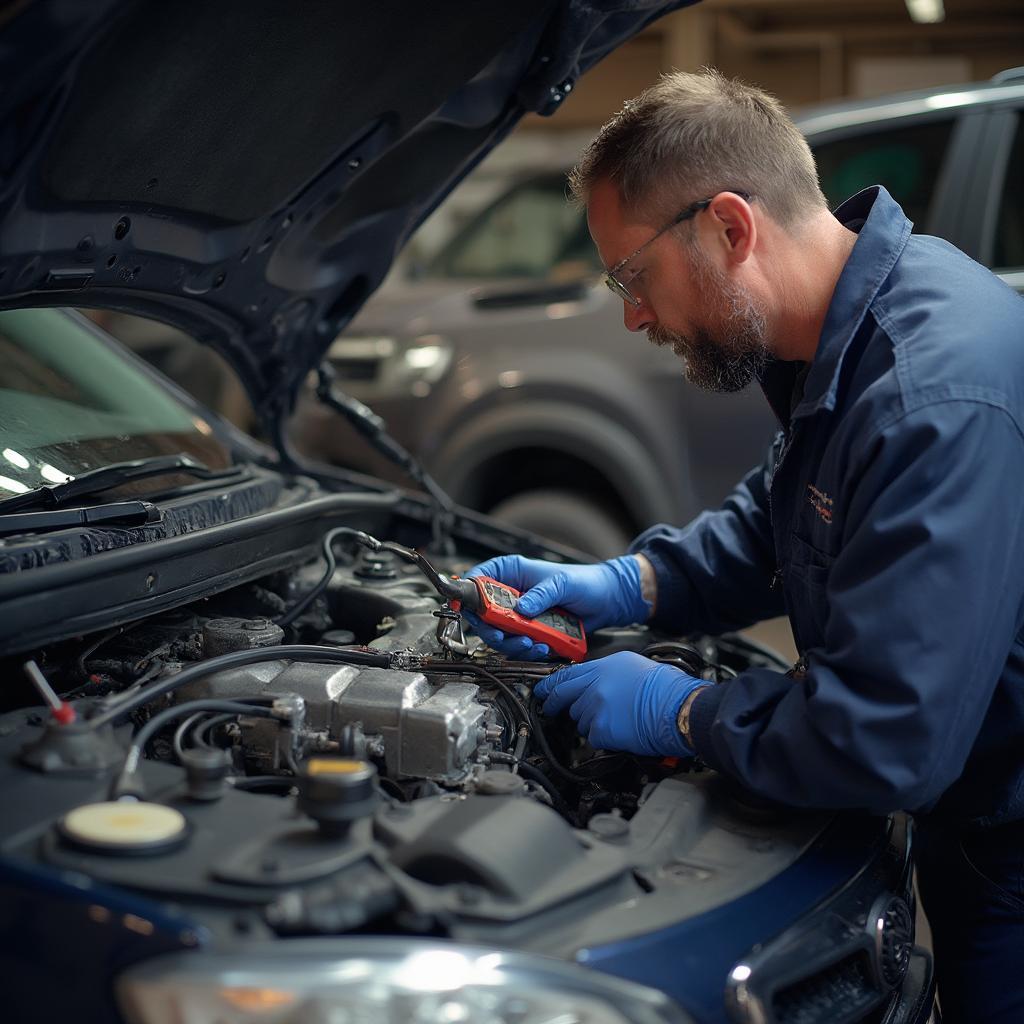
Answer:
[
  {"left": 424, "top": 174, "right": 602, "bottom": 281},
  {"left": 0, "top": 308, "right": 232, "bottom": 499}
]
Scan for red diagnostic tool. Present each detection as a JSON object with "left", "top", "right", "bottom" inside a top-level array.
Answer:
[
  {"left": 351, "top": 534, "right": 588, "bottom": 661},
  {"left": 450, "top": 575, "right": 587, "bottom": 662}
]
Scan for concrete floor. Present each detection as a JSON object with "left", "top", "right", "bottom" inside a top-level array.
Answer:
[{"left": 741, "top": 616, "right": 798, "bottom": 664}]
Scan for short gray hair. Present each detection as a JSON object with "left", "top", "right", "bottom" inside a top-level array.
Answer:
[{"left": 569, "top": 68, "right": 826, "bottom": 230}]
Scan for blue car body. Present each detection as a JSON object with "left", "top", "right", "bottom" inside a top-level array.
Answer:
[{"left": 0, "top": 4, "right": 935, "bottom": 1023}]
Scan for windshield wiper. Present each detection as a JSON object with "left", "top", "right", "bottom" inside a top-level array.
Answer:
[
  {"left": 0, "top": 501, "right": 160, "bottom": 537},
  {"left": 0, "top": 454, "right": 239, "bottom": 515}
]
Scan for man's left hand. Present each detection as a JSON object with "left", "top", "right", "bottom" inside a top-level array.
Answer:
[{"left": 534, "top": 651, "right": 706, "bottom": 758}]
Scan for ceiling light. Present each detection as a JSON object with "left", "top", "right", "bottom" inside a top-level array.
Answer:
[
  {"left": 38, "top": 464, "right": 71, "bottom": 484},
  {"left": 0, "top": 476, "right": 29, "bottom": 494},
  {"left": 2, "top": 448, "right": 29, "bottom": 469},
  {"left": 905, "top": 0, "right": 944, "bottom": 23}
]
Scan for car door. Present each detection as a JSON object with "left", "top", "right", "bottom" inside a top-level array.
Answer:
[
  {"left": 808, "top": 107, "right": 982, "bottom": 246},
  {"left": 969, "top": 101, "right": 1024, "bottom": 295}
]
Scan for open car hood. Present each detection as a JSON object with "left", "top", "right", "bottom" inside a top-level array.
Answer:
[{"left": 0, "top": 0, "right": 692, "bottom": 421}]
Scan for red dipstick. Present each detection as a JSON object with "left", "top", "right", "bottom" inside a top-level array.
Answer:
[{"left": 23, "top": 660, "right": 77, "bottom": 725}]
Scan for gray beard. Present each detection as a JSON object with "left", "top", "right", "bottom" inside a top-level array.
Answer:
[{"left": 647, "top": 251, "right": 770, "bottom": 393}]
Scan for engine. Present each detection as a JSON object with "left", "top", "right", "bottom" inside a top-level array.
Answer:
[
  {"left": 0, "top": 528, "right": 815, "bottom": 949},
  {"left": 184, "top": 655, "right": 494, "bottom": 784},
  {"left": 0, "top": 527, "right": 922, "bottom": 1024},
  {"left": 99, "top": 536, "right": 773, "bottom": 816}
]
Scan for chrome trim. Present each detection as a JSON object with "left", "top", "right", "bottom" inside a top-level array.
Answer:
[
  {"left": 998, "top": 270, "right": 1024, "bottom": 293},
  {"left": 726, "top": 962, "right": 769, "bottom": 1024},
  {"left": 797, "top": 83, "right": 1024, "bottom": 138},
  {"left": 327, "top": 335, "right": 396, "bottom": 360}
]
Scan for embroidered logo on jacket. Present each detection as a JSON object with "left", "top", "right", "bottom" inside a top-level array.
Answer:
[{"left": 806, "top": 484, "right": 833, "bottom": 525}]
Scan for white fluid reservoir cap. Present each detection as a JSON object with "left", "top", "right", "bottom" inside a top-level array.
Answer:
[{"left": 59, "top": 801, "right": 188, "bottom": 853}]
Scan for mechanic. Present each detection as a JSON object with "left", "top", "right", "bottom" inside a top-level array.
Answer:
[{"left": 465, "top": 70, "right": 1024, "bottom": 1023}]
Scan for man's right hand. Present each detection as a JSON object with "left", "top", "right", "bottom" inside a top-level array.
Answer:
[{"left": 463, "top": 554, "right": 651, "bottom": 660}]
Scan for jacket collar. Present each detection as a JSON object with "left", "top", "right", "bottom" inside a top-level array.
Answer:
[{"left": 768, "top": 185, "right": 912, "bottom": 422}]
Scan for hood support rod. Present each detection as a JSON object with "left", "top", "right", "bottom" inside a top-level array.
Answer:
[{"left": 314, "top": 362, "right": 455, "bottom": 552}]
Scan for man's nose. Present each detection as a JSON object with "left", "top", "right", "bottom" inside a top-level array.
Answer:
[{"left": 623, "top": 297, "right": 654, "bottom": 333}]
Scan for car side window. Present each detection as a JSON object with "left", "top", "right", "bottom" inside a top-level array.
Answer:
[
  {"left": 813, "top": 119, "right": 955, "bottom": 231},
  {"left": 993, "top": 114, "right": 1024, "bottom": 269},
  {"left": 431, "top": 178, "right": 601, "bottom": 280}
]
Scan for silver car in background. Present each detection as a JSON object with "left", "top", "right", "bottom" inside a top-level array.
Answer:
[{"left": 290, "top": 69, "right": 1024, "bottom": 557}]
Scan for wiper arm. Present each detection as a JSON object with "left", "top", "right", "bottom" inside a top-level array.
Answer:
[
  {"left": 0, "top": 454, "right": 235, "bottom": 515},
  {"left": 0, "top": 501, "right": 160, "bottom": 537}
]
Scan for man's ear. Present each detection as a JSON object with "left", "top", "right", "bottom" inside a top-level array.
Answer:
[{"left": 707, "top": 192, "right": 756, "bottom": 265}]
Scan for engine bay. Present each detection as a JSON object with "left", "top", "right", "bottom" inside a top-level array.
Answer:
[{"left": 0, "top": 524, "right": 834, "bottom": 959}]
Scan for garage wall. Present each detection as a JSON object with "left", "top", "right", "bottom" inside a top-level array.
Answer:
[
  {"left": 529, "top": 0, "right": 1024, "bottom": 127},
  {"left": 404, "top": 0, "right": 1023, "bottom": 265}
]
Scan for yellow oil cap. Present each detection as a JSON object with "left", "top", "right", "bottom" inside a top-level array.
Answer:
[{"left": 306, "top": 757, "right": 368, "bottom": 776}]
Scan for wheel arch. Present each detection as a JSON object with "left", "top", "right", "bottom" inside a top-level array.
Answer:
[{"left": 431, "top": 400, "right": 687, "bottom": 532}]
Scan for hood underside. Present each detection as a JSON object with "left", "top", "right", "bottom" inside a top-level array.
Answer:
[{"left": 0, "top": 0, "right": 691, "bottom": 419}]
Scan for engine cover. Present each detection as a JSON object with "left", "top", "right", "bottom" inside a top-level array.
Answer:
[
  {"left": 333, "top": 667, "right": 487, "bottom": 780},
  {"left": 176, "top": 662, "right": 491, "bottom": 782}
]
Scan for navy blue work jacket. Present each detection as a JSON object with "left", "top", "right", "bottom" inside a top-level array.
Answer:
[{"left": 632, "top": 186, "right": 1024, "bottom": 827}]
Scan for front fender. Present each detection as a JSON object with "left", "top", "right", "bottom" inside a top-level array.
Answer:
[{"left": 431, "top": 398, "right": 693, "bottom": 528}]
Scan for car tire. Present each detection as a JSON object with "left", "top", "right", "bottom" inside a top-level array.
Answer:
[{"left": 488, "top": 489, "right": 632, "bottom": 560}]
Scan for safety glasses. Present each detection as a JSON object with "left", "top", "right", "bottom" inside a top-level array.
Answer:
[{"left": 604, "top": 190, "right": 753, "bottom": 307}]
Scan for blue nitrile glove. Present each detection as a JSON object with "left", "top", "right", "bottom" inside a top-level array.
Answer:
[
  {"left": 533, "top": 651, "right": 706, "bottom": 757},
  {"left": 463, "top": 555, "right": 651, "bottom": 661}
]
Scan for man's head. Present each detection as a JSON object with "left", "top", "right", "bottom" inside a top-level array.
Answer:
[{"left": 572, "top": 69, "right": 830, "bottom": 390}]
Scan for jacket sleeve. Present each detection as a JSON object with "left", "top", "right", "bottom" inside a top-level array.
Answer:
[
  {"left": 688, "top": 399, "right": 1024, "bottom": 813},
  {"left": 629, "top": 438, "right": 787, "bottom": 635}
]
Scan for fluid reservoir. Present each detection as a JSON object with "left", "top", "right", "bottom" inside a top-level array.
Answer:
[{"left": 202, "top": 617, "right": 285, "bottom": 657}]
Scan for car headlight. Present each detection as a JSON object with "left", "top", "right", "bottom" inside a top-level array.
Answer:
[
  {"left": 116, "top": 939, "right": 693, "bottom": 1024},
  {"left": 328, "top": 333, "right": 453, "bottom": 391}
]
